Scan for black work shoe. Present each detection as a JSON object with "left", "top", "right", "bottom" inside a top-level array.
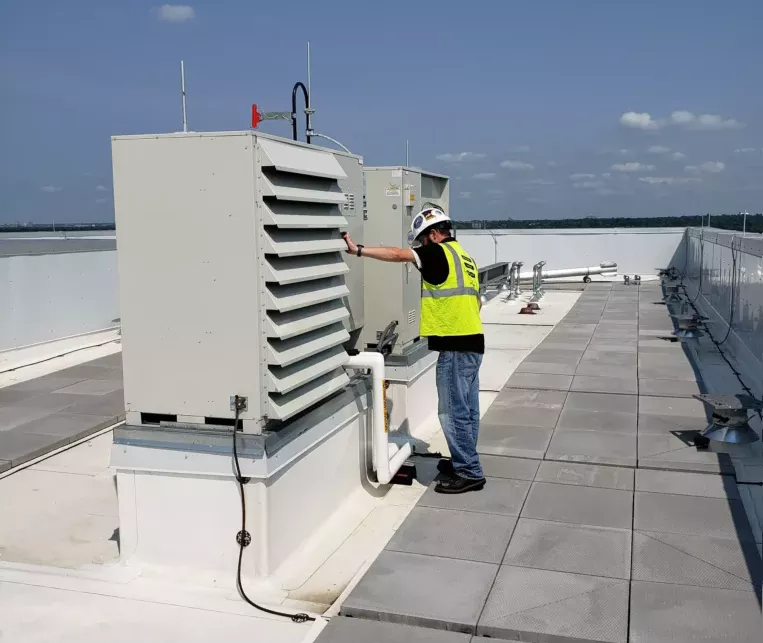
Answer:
[
  {"left": 434, "top": 475, "right": 486, "bottom": 494},
  {"left": 437, "top": 458, "right": 454, "bottom": 476}
]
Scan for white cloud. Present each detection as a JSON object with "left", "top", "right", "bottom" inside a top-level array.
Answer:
[
  {"left": 671, "top": 152, "right": 686, "bottom": 160},
  {"left": 95, "top": 185, "right": 107, "bottom": 192},
  {"left": 680, "top": 112, "right": 743, "bottom": 130},
  {"left": 648, "top": 145, "right": 671, "bottom": 154},
  {"left": 473, "top": 172, "right": 496, "bottom": 180},
  {"left": 41, "top": 185, "right": 61, "bottom": 193},
  {"left": 487, "top": 189, "right": 505, "bottom": 196},
  {"left": 685, "top": 161, "right": 725, "bottom": 174},
  {"left": 601, "top": 172, "right": 613, "bottom": 178},
  {"left": 521, "top": 179, "right": 555, "bottom": 186},
  {"left": 639, "top": 176, "right": 702, "bottom": 185},
  {"left": 620, "top": 110, "right": 744, "bottom": 131},
  {"left": 619, "top": 149, "right": 631, "bottom": 155},
  {"left": 512, "top": 145, "right": 531, "bottom": 153},
  {"left": 500, "top": 160, "right": 534, "bottom": 170},
  {"left": 669, "top": 110, "right": 694, "bottom": 125},
  {"left": 157, "top": 4, "right": 195, "bottom": 22},
  {"left": 546, "top": 161, "right": 558, "bottom": 167},
  {"left": 611, "top": 162, "right": 655, "bottom": 172},
  {"left": 569, "top": 173, "right": 596, "bottom": 180},
  {"left": 95, "top": 198, "right": 108, "bottom": 204},
  {"left": 436, "top": 152, "right": 486, "bottom": 163},
  {"left": 734, "top": 148, "right": 758, "bottom": 153},
  {"left": 458, "top": 191, "right": 472, "bottom": 198},
  {"left": 620, "top": 112, "right": 659, "bottom": 130},
  {"left": 573, "top": 180, "right": 605, "bottom": 189}
]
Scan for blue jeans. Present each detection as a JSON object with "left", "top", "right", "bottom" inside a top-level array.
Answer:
[{"left": 436, "top": 351, "right": 484, "bottom": 479}]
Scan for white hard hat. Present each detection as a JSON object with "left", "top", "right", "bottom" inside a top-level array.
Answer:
[{"left": 408, "top": 206, "right": 451, "bottom": 246}]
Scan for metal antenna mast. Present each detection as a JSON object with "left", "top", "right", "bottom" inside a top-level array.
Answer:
[{"left": 180, "top": 60, "right": 188, "bottom": 132}]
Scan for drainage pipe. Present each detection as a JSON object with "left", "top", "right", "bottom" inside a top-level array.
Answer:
[
  {"left": 516, "top": 262, "right": 617, "bottom": 282},
  {"left": 344, "top": 352, "right": 412, "bottom": 484}
]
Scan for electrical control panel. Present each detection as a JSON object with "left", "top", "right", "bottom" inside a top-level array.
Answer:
[{"left": 361, "top": 167, "right": 450, "bottom": 354}]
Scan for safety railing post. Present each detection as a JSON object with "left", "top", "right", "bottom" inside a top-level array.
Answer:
[
  {"left": 537, "top": 261, "right": 546, "bottom": 297},
  {"left": 514, "top": 262, "right": 524, "bottom": 298}
]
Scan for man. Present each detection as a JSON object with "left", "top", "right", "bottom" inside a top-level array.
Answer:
[{"left": 342, "top": 207, "right": 486, "bottom": 494}]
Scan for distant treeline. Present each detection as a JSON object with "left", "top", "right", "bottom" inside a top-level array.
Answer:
[
  {"left": 0, "top": 223, "right": 116, "bottom": 233},
  {"left": 455, "top": 213, "right": 763, "bottom": 233}
]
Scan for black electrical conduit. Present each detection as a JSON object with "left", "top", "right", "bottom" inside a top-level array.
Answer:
[
  {"left": 230, "top": 396, "right": 314, "bottom": 624},
  {"left": 291, "top": 82, "right": 311, "bottom": 144}
]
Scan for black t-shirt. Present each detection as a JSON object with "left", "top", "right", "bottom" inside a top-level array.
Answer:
[{"left": 413, "top": 239, "right": 485, "bottom": 354}]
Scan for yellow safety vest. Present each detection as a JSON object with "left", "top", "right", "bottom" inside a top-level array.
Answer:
[{"left": 420, "top": 240, "right": 483, "bottom": 337}]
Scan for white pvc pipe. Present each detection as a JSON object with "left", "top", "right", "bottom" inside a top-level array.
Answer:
[
  {"left": 344, "top": 352, "right": 412, "bottom": 484},
  {"left": 517, "top": 262, "right": 617, "bottom": 281}
]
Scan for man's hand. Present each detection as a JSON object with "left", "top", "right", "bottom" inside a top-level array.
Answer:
[{"left": 341, "top": 232, "right": 358, "bottom": 255}]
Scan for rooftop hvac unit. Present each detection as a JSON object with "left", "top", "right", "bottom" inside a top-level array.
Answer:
[
  {"left": 111, "top": 131, "right": 364, "bottom": 433},
  {"left": 361, "top": 167, "right": 450, "bottom": 355}
]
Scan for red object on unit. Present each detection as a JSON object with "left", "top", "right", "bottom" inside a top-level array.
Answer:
[{"left": 251, "top": 104, "right": 260, "bottom": 129}]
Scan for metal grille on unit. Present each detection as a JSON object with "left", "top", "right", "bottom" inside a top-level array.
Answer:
[
  {"left": 408, "top": 309, "right": 416, "bottom": 325},
  {"left": 257, "top": 137, "right": 352, "bottom": 422}
]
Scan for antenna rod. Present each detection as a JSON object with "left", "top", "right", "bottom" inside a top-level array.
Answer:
[
  {"left": 180, "top": 60, "right": 188, "bottom": 132},
  {"left": 406, "top": 140, "right": 409, "bottom": 166},
  {"left": 307, "top": 42, "right": 311, "bottom": 101}
]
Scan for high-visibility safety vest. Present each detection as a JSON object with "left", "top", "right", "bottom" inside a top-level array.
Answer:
[{"left": 420, "top": 240, "right": 483, "bottom": 337}]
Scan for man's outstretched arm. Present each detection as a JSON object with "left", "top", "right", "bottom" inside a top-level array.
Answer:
[{"left": 342, "top": 232, "right": 417, "bottom": 263}]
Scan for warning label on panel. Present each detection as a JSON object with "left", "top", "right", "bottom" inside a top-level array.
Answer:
[{"left": 385, "top": 183, "right": 401, "bottom": 197}]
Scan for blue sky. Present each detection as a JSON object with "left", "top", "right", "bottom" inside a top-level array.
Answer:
[{"left": 1, "top": 0, "right": 762, "bottom": 224}]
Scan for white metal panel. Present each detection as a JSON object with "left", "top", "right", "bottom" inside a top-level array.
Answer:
[
  {"left": 0, "top": 250, "right": 119, "bottom": 353},
  {"left": 259, "top": 137, "right": 347, "bottom": 180},
  {"left": 457, "top": 228, "right": 685, "bottom": 276},
  {"left": 112, "top": 132, "right": 263, "bottom": 423},
  {"left": 267, "top": 369, "right": 350, "bottom": 421}
]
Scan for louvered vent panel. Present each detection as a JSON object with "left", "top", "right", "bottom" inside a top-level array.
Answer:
[
  {"left": 266, "top": 277, "right": 349, "bottom": 313},
  {"left": 261, "top": 171, "right": 347, "bottom": 205},
  {"left": 268, "top": 344, "right": 348, "bottom": 395},
  {"left": 262, "top": 227, "right": 345, "bottom": 256},
  {"left": 267, "top": 323, "right": 349, "bottom": 368},
  {"left": 268, "top": 370, "right": 350, "bottom": 422},
  {"left": 257, "top": 137, "right": 354, "bottom": 422},
  {"left": 261, "top": 201, "right": 348, "bottom": 229}
]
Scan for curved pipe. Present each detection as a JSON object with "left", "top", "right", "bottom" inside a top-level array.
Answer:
[
  {"left": 310, "top": 132, "right": 352, "bottom": 154},
  {"left": 344, "top": 352, "right": 412, "bottom": 484},
  {"left": 291, "top": 82, "right": 312, "bottom": 144}
]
